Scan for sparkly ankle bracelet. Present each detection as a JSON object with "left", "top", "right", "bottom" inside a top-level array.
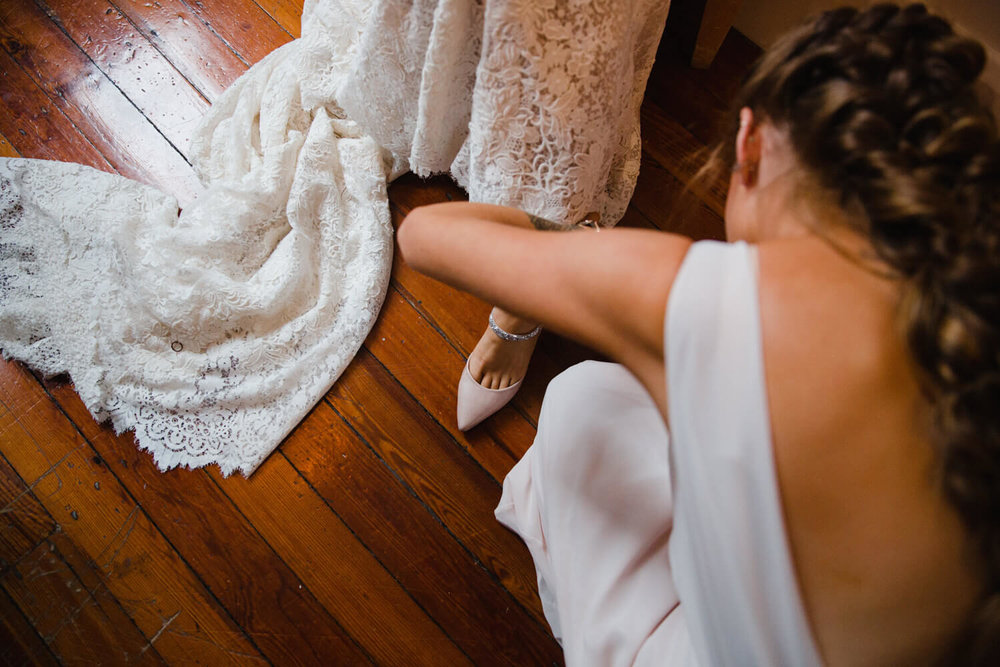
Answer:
[{"left": 489, "top": 312, "right": 541, "bottom": 342}]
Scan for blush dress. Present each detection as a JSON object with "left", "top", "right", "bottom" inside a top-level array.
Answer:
[{"left": 495, "top": 241, "right": 824, "bottom": 665}]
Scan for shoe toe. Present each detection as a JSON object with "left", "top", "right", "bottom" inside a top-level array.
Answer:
[{"left": 456, "top": 362, "right": 522, "bottom": 431}]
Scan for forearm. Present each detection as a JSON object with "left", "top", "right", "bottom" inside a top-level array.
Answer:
[
  {"left": 397, "top": 200, "right": 689, "bottom": 414},
  {"left": 399, "top": 201, "right": 578, "bottom": 238},
  {"left": 396, "top": 200, "right": 671, "bottom": 347},
  {"left": 399, "top": 206, "right": 528, "bottom": 306},
  {"left": 404, "top": 207, "right": 596, "bottom": 345},
  {"left": 400, "top": 203, "right": 565, "bottom": 286}
]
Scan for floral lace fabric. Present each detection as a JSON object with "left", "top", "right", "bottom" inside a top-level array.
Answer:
[
  {"left": 339, "top": 0, "right": 671, "bottom": 224},
  {"left": 0, "top": 0, "right": 668, "bottom": 475}
]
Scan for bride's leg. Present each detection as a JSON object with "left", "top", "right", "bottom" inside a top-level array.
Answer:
[{"left": 468, "top": 307, "right": 540, "bottom": 390}]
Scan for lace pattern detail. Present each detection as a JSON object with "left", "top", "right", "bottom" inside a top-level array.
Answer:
[
  {"left": 339, "top": 0, "right": 671, "bottom": 224},
  {"left": 0, "top": 6, "right": 393, "bottom": 476},
  {"left": 0, "top": 0, "right": 668, "bottom": 475}
]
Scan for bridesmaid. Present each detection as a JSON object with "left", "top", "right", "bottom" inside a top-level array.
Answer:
[{"left": 399, "top": 4, "right": 1000, "bottom": 664}]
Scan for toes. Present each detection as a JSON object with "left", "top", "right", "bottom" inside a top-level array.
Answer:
[
  {"left": 468, "top": 324, "right": 537, "bottom": 390},
  {"left": 477, "top": 366, "right": 525, "bottom": 390},
  {"left": 481, "top": 372, "right": 512, "bottom": 390},
  {"left": 469, "top": 359, "right": 484, "bottom": 384}
]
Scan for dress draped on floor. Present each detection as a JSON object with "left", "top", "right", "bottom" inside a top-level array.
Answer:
[{"left": 0, "top": 0, "right": 670, "bottom": 475}]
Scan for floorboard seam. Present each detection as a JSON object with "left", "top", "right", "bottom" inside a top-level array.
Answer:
[
  {"left": 322, "top": 398, "right": 556, "bottom": 639},
  {"left": 22, "top": 368, "right": 274, "bottom": 667},
  {"left": 30, "top": 0, "right": 195, "bottom": 168}
]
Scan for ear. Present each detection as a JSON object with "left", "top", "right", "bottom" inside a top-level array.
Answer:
[{"left": 735, "top": 107, "right": 760, "bottom": 187}]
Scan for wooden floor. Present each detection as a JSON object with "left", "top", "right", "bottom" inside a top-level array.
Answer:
[{"left": 0, "top": 1, "right": 758, "bottom": 664}]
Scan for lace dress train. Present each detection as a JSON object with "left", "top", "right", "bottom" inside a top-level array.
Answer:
[
  {"left": 0, "top": 0, "right": 670, "bottom": 474},
  {"left": 0, "top": 6, "right": 394, "bottom": 476}
]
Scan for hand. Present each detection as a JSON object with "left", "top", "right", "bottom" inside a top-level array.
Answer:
[{"left": 575, "top": 211, "right": 600, "bottom": 230}]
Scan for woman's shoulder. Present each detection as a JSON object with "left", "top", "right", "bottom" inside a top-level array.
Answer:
[{"left": 757, "top": 235, "right": 903, "bottom": 401}]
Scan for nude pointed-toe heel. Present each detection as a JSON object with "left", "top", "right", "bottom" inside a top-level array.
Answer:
[{"left": 456, "top": 359, "right": 523, "bottom": 431}]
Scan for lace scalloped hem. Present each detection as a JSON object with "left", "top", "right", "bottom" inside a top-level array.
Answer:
[{"left": 0, "top": 0, "right": 669, "bottom": 475}]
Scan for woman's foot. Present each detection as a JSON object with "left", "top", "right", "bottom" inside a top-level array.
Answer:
[
  {"left": 469, "top": 308, "right": 540, "bottom": 390},
  {"left": 456, "top": 308, "right": 540, "bottom": 430}
]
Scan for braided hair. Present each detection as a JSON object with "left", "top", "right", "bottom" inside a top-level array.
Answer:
[{"left": 729, "top": 4, "right": 1000, "bottom": 661}]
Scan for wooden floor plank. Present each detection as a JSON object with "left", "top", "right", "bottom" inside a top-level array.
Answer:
[
  {"left": 694, "top": 29, "right": 763, "bottom": 107},
  {"left": 286, "top": 353, "right": 561, "bottom": 661},
  {"left": 0, "top": 362, "right": 268, "bottom": 665},
  {"left": 279, "top": 431, "right": 556, "bottom": 663},
  {"left": 0, "top": 132, "right": 20, "bottom": 157},
  {"left": 0, "top": 452, "right": 56, "bottom": 574},
  {"left": 321, "top": 351, "right": 552, "bottom": 622},
  {"left": 0, "top": 1, "right": 202, "bottom": 204},
  {"left": 0, "top": 46, "right": 112, "bottom": 170},
  {"left": 253, "top": 0, "right": 303, "bottom": 37},
  {"left": 3, "top": 538, "right": 165, "bottom": 665},
  {"left": 648, "top": 36, "right": 732, "bottom": 147},
  {"left": 35, "top": 364, "right": 474, "bottom": 665},
  {"left": 213, "top": 453, "right": 471, "bottom": 665},
  {"left": 181, "top": 0, "right": 294, "bottom": 65},
  {"left": 30, "top": 367, "right": 469, "bottom": 663},
  {"left": 640, "top": 98, "right": 728, "bottom": 216},
  {"left": 36, "top": 0, "right": 209, "bottom": 154},
  {"left": 632, "top": 152, "right": 726, "bottom": 241},
  {"left": 36, "top": 376, "right": 373, "bottom": 666},
  {"left": 112, "top": 0, "right": 250, "bottom": 101},
  {"left": 0, "top": 586, "right": 59, "bottom": 667}
]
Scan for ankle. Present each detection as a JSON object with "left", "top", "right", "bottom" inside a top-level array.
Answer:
[{"left": 490, "top": 308, "right": 538, "bottom": 337}]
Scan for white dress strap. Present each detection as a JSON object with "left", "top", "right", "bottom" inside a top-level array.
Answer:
[{"left": 665, "top": 241, "right": 822, "bottom": 666}]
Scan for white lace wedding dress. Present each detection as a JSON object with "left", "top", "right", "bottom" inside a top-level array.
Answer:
[{"left": 0, "top": 0, "right": 669, "bottom": 475}]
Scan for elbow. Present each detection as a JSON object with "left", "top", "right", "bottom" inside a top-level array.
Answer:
[
  {"left": 397, "top": 205, "right": 433, "bottom": 273},
  {"left": 397, "top": 201, "right": 464, "bottom": 276}
]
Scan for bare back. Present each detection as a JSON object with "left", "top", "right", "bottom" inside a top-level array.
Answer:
[{"left": 758, "top": 237, "right": 983, "bottom": 666}]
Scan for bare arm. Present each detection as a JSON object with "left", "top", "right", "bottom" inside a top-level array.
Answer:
[{"left": 396, "top": 202, "right": 692, "bottom": 418}]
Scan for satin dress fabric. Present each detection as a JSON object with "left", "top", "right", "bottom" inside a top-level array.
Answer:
[{"left": 496, "top": 241, "right": 823, "bottom": 666}]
